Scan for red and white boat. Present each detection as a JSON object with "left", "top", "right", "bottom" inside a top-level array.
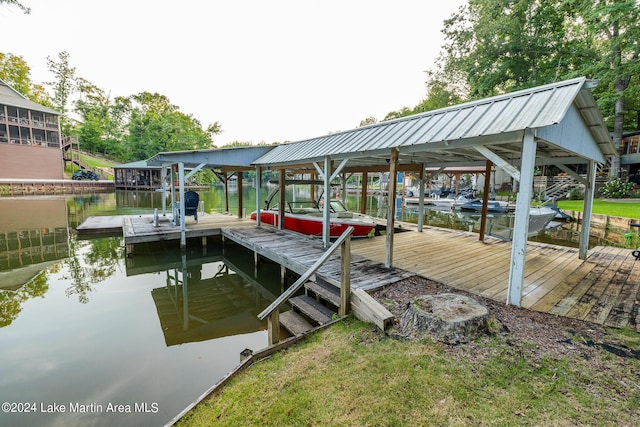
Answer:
[{"left": 250, "top": 188, "right": 376, "bottom": 238}]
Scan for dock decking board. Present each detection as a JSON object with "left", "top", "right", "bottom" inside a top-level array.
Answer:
[
  {"left": 351, "top": 226, "right": 640, "bottom": 331},
  {"left": 78, "top": 214, "right": 640, "bottom": 331}
]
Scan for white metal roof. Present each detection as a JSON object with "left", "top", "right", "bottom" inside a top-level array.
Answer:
[
  {"left": 253, "top": 77, "right": 616, "bottom": 169},
  {"left": 0, "top": 79, "right": 60, "bottom": 115}
]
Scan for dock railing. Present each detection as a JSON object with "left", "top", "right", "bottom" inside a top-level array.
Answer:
[{"left": 257, "top": 226, "right": 353, "bottom": 344}]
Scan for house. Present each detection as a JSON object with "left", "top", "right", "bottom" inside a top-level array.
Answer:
[
  {"left": 113, "top": 160, "right": 163, "bottom": 189},
  {"left": 0, "top": 79, "right": 64, "bottom": 179}
]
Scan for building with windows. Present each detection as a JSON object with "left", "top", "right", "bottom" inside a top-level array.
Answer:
[
  {"left": 0, "top": 79, "right": 64, "bottom": 179},
  {"left": 621, "top": 131, "right": 640, "bottom": 182}
]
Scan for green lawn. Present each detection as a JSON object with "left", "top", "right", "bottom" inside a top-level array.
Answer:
[
  {"left": 557, "top": 199, "right": 640, "bottom": 219},
  {"left": 177, "top": 318, "right": 640, "bottom": 426}
]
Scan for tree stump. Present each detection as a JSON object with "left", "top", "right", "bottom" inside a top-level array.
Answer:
[{"left": 399, "top": 293, "right": 489, "bottom": 344}]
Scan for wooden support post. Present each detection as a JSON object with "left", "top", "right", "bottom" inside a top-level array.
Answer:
[
  {"left": 360, "top": 171, "right": 368, "bottom": 214},
  {"left": 254, "top": 251, "right": 259, "bottom": 277},
  {"left": 224, "top": 172, "right": 229, "bottom": 213},
  {"left": 237, "top": 171, "right": 243, "bottom": 218},
  {"left": 507, "top": 129, "right": 537, "bottom": 307},
  {"left": 580, "top": 160, "right": 596, "bottom": 260},
  {"left": 279, "top": 169, "right": 286, "bottom": 230},
  {"left": 385, "top": 148, "right": 398, "bottom": 268},
  {"left": 280, "top": 265, "right": 287, "bottom": 288},
  {"left": 340, "top": 235, "right": 351, "bottom": 316},
  {"left": 267, "top": 309, "right": 280, "bottom": 346},
  {"left": 479, "top": 160, "right": 492, "bottom": 241}
]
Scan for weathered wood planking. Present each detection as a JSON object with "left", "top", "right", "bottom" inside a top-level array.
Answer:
[
  {"left": 351, "top": 226, "right": 640, "bottom": 331},
  {"left": 221, "top": 226, "right": 412, "bottom": 292}
]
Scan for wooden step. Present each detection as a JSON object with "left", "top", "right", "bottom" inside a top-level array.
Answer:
[
  {"left": 305, "top": 280, "right": 341, "bottom": 307},
  {"left": 279, "top": 310, "right": 314, "bottom": 336},
  {"left": 289, "top": 295, "right": 335, "bottom": 325}
]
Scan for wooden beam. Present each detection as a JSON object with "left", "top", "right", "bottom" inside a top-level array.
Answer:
[
  {"left": 386, "top": 148, "right": 398, "bottom": 268},
  {"left": 237, "top": 171, "right": 243, "bottom": 218},
  {"left": 474, "top": 145, "right": 521, "bottom": 181},
  {"left": 479, "top": 160, "right": 492, "bottom": 241},
  {"left": 360, "top": 171, "right": 368, "bottom": 214},
  {"left": 351, "top": 289, "right": 394, "bottom": 331},
  {"left": 580, "top": 160, "right": 596, "bottom": 259},
  {"left": 507, "top": 129, "right": 537, "bottom": 306}
]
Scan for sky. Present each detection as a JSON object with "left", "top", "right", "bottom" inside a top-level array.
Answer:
[{"left": 1, "top": 0, "right": 467, "bottom": 146}]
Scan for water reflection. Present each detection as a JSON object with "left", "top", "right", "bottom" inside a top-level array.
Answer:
[{"left": 127, "top": 250, "right": 276, "bottom": 346}]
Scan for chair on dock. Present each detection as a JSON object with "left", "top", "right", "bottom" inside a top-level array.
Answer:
[{"left": 182, "top": 191, "right": 200, "bottom": 223}]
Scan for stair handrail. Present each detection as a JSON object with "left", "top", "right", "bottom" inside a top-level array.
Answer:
[{"left": 258, "top": 226, "right": 354, "bottom": 321}]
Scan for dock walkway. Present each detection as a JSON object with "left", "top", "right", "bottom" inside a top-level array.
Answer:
[
  {"left": 351, "top": 226, "right": 640, "bottom": 331},
  {"left": 76, "top": 213, "right": 640, "bottom": 331},
  {"left": 222, "top": 226, "right": 412, "bottom": 290}
]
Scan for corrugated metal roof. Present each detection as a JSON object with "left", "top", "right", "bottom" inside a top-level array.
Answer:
[
  {"left": 254, "top": 77, "right": 616, "bottom": 168},
  {"left": 0, "top": 79, "right": 60, "bottom": 115}
]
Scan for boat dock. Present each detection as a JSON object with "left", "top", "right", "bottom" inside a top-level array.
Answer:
[
  {"left": 350, "top": 226, "right": 640, "bottom": 331},
  {"left": 76, "top": 213, "right": 640, "bottom": 331}
]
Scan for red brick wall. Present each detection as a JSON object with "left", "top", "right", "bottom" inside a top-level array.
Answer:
[{"left": 0, "top": 144, "right": 64, "bottom": 179}]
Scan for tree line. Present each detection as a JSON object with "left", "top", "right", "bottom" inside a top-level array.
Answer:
[{"left": 2, "top": 0, "right": 639, "bottom": 176}]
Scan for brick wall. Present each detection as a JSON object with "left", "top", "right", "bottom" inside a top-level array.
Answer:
[{"left": 0, "top": 144, "right": 64, "bottom": 179}]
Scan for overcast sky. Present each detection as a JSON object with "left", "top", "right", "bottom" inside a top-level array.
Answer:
[{"left": 2, "top": 0, "right": 467, "bottom": 146}]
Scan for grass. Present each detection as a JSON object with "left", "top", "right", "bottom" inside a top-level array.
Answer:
[
  {"left": 557, "top": 199, "right": 640, "bottom": 219},
  {"left": 177, "top": 318, "right": 639, "bottom": 426},
  {"left": 64, "top": 152, "right": 117, "bottom": 180}
]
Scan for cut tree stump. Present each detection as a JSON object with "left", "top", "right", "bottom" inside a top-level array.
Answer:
[{"left": 399, "top": 293, "right": 490, "bottom": 344}]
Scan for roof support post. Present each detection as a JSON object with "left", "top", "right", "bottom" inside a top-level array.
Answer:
[
  {"left": 161, "top": 165, "right": 167, "bottom": 216},
  {"left": 179, "top": 162, "right": 186, "bottom": 250},
  {"left": 507, "top": 129, "right": 537, "bottom": 306},
  {"left": 386, "top": 148, "right": 399, "bottom": 268},
  {"left": 474, "top": 145, "right": 521, "bottom": 181},
  {"left": 580, "top": 160, "right": 596, "bottom": 259},
  {"left": 417, "top": 164, "right": 425, "bottom": 232},
  {"left": 479, "top": 160, "right": 492, "bottom": 241},
  {"left": 278, "top": 169, "right": 286, "bottom": 231},
  {"left": 360, "top": 172, "right": 368, "bottom": 215},
  {"left": 323, "top": 156, "right": 332, "bottom": 248},
  {"left": 255, "top": 166, "right": 262, "bottom": 226},
  {"left": 170, "top": 164, "right": 177, "bottom": 225},
  {"left": 237, "top": 170, "right": 243, "bottom": 218}
]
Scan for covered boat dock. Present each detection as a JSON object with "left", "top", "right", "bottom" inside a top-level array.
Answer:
[{"left": 133, "top": 77, "right": 617, "bottom": 309}]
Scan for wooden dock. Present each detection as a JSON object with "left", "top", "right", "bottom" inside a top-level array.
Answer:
[
  {"left": 350, "top": 226, "right": 640, "bottom": 331},
  {"left": 76, "top": 213, "right": 640, "bottom": 331},
  {"left": 222, "top": 226, "right": 412, "bottom": 291}
]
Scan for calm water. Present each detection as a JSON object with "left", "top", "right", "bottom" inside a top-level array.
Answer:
[
  {"left": 0, "top": 187, "right": 625, "bottom": 426},
  {"left": 0, "top": 191, "right": 284, "bottom": 427}
]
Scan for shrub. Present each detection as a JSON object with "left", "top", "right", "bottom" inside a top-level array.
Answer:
[
  {"left": 599, "top": 179, "right": 634, "bottom": 199},
  {"left": 568, "top": 187, "right": 584, "bottom": 200}
]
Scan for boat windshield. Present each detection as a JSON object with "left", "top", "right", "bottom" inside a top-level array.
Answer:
[{"left": 329, "top": 200, "right": 348, "bottom": 212}]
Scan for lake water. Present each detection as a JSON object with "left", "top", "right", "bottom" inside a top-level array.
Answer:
[
  {"left": 0, "top": 191, "right": 284, "bottom": 427},
  {"left": 0, "top": 187, "right": 627, "bottom": 426}
]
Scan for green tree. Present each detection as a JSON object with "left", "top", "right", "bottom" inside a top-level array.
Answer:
[
  {"left": 46, "top": 51, "right": 77, "bottom": 134},
  {"left": 440, "top": 0, "right": 580, "bottom": 97},
  {"left": 125, "top": 92, "right": 217, "bottom": 160},
  {"left": 0, "top": 0, "right": 30, "bottom": 13},
  {"left": 435, "top": 0, "right": 640, "bottom": 178},
  {"left": 0, "top": 51, "right": 52, "bottom": 106},
  {"left": 575, "top": 0, "right": 640, "bottom": 178}
]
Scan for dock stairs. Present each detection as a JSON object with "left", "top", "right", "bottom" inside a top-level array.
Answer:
[{"left": 279, "top": 280, "right": 340, "bottom": 336}]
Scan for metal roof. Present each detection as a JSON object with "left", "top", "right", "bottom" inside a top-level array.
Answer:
[
  {"left": 0, "top": 79, "right": 60, "bottom": 115},
  {"left": 253, "top": 77, "right": 616, "bottom": 169},
  {"left": 146, "top": 145, "right": 274, "bottom": 169}
]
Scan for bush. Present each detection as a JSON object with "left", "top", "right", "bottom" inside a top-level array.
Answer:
[
  {"left": 599, "top": 179, "right": 634, "bottom": 199},
  {"left": 568, "top": 187, "right": 584, "bottom": 200}
]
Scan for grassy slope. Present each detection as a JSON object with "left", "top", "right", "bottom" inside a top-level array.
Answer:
[{"left": 178, "top": 318, "right": 639, "bottom": 426}]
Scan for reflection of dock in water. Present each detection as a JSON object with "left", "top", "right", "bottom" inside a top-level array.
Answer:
[
  {"left": 0, "top": 197, "right": 70, "bottom": 289},
  {"left": 128, "top": 252, "right": 277, "bottom": 347}
]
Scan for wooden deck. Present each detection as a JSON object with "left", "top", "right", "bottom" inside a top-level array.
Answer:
[
  {"left": 222, "top": 226, "right": 412, "bottom": 290},
  {"left": 76, "top": 213, "right": 640, "bottom": 331},
  {"left": 350, "top": 226, "right": 640, "bottom": 331}
]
